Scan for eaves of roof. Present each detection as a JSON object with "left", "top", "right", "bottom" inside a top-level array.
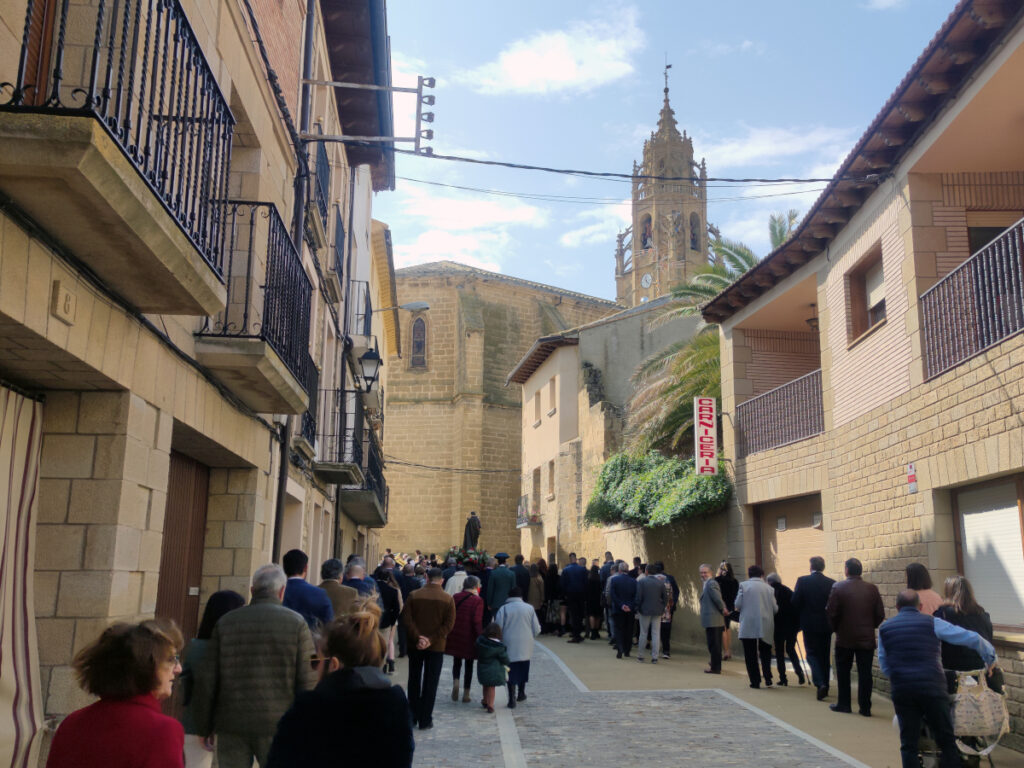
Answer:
[
  {"left": 506, "top": 334, "right": 579, "bottom": 386},
  {"left": 702, "top": 0, "right": 1024, "bottom": 324}
]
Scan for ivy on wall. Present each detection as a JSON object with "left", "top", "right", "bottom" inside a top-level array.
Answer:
[{"left": 584, "top": 451, "right": 732, "bottom": 528}]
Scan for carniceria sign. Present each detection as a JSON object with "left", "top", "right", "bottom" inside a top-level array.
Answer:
[{"left": 694, "top": 397, "right": 717, "bottom": 475}]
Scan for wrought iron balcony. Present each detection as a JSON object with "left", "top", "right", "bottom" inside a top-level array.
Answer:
[
  {"left": 299, "top": 356, "right": 319, "bottom": 449},
  {"left": 921, "top": 217, "right": 1024, "bottom": 381},
  {"left": 314, "top": 388, "right": 387, "bottom": 527},
  {"left": 194, "top": 201, "right": 312, "bottom": 414},
  {"left": 735, "top": 369, "right": 824, "bottom": 459},
  {"left": 0, "top": 0, "right": 233, "bottom": 314}
]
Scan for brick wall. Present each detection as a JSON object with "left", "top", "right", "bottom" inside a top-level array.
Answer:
[{"left": 745, "top": 329, "right": 820, "bottom": 397}]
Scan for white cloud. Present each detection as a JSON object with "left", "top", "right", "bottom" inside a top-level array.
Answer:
[
  {"left": 863, "top": 0, "right": 907, "bottom": 9},
  {"left": 393, "top": 230, "right": 505, "bottom": 272},
  {"left": 385, "top": 186, "right": 548, "bottom": 272},
  {"left": 701, "top": 124, "right": 856, "bottom": 169},
  {"left": 692, "top": 39, "right": 767, "bottom": 57},
  {"left": 455, "top": 7, "right": 644, "bottom": 95},
  {"left": 396, "top": 186, "right": 547, "bottom": 232},
  {"left": 559, "top": 201, "right": 631, "bottom": 248}
]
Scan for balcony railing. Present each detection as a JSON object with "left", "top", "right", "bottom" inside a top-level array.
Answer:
[
  {"left": 346, "top": 280, "right": 372, "bottom": 336},
  {"left": 332, "top": 207, "right": 345, "bottom": 275},
  {"left": 363, "top": 430, "right": 387, "bottom": 510},
  {"left": 735, "top": 369, "right": 824, "bottom": 459},
  {"left": 300, "top": 357, "right": 319, "bottom": 446},
  {"left": 197, "top": 201, "right": 312, "bottom": 385},
  {"left": 316, "top": 388, "right": 387, "bottom": 517},
  {"left": 921, "top": 217, "right": 1024, "bottom": 381},
  {"left": 1, "top": 0, "right": 233, "bottom": 273},
  {"left": 313, "top": 138, "right": 330, "bottom": 225}
]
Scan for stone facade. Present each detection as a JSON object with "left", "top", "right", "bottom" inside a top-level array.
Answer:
[
  {"left": 383, "top": 263, "right": 618, "bottom": 557},
  {"left": 0, "top": 0, "right": 397, "bottom": 753}
]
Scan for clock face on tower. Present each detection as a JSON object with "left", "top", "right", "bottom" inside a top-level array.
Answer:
[{"left": 641, "top": 273, "right": 653, "bottom": 288}]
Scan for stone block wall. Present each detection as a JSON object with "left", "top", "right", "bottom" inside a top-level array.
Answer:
[{"left": 35, "top": 390, "right": 171, "bottom": 716}]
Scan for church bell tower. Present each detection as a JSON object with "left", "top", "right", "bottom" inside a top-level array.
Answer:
[{"left": 615, "top": 70, "right": 709, "bottom": 307}]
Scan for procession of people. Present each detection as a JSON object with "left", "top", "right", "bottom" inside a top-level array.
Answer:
[{"left": 45, "top": 513, "right": 1005, "bottom": 768}]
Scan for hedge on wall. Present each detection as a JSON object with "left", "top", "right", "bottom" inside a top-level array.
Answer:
[{"left": 584, "top": 451, "right": 732, "bottom": 528}]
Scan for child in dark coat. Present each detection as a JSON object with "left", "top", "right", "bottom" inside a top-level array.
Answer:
[{"left": 475, "top": 623, "right": 510, "bottom": 714}]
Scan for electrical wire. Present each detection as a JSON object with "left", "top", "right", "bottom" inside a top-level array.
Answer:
[
  {"left": 386, "top": 455, "right": 522, "bottom": 475},
  {"left": 395, "top": 175, "right": 825, "bottom": 204},
  {"left": 393, "top": 147, "right": 857, "bottom": 185}
]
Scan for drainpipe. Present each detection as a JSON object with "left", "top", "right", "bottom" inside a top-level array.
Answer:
[{"left": 272, "top": 0, "right": 317, "bottom": 563}]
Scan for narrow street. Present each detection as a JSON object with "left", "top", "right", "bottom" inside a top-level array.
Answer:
[{"left": 403, "top": 637, "right": 1024, "bottom": 768}]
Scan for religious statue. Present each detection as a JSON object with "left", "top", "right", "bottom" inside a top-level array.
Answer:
[{"left": 463, "top": 510, "right": 481, "bottom": 550}]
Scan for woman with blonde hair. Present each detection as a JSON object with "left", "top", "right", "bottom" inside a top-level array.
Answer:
[
  {"left": 266, "top": 598, "right": 414, "bottom": 766},
  {"left": 934, "top": 575, "right": 1003, "bottom": 693},
  {"left": 46, "top": 619, "right": 185, "bottom": 768}
]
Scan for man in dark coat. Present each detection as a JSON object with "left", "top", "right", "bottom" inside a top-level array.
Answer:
[
  {"left": 400, "top": 567, "right": 456, "bottom": 730},
  {"left": 281, "top": 549, "right": 333, "bottom": 631},
  {"left": 767, "top": 572, "right": 805, "bottom": 686},
  {"left": 608, "top": 562, "right": 636, "bottom": 659},
  {"left": 511, "top": 554, "right": 531, "bottom": 596},
  {"left": 485, "top": 554, "right": 516, "bottom": 615},
  {"left": 463, "top": 510, "right": 481, "bottom": 550},
  {"left": 560, "top": 553, "right": 589, "bottom": 643},
  {"left": 826, "top": 557, "right": 885, "bottom": 716},
  {"left": 791, "top": 555, "right": 837, "bottom": 700}
]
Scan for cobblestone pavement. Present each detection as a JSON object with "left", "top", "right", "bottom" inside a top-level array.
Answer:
[{"left": 408, "top": 644, "right": 864, "bottom": 768}]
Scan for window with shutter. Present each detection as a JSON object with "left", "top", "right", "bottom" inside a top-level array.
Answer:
[{"left": 954, "top": 478, "right": 1024, "bottom": 628}]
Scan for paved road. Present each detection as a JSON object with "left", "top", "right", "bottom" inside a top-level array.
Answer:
[{"left": 409, "top": 644, "right": 865, "bottom": 768}]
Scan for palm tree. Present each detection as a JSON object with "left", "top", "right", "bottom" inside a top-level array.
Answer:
[{"left": 625, "top": 217, "right": 790, "bottom": 453}]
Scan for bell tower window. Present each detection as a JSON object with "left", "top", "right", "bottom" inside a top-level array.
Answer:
[{"left": 690, "top": 213, "right": 701, "bottom": 251}]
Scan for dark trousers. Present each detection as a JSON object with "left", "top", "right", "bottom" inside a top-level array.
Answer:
[
  {"left": 612, "top": 612, "right": 633, "bottom": 656},
  {"left": 451, "top": 657, "right": 474, "bottom": 688},
  {"left": 660, "top": 612, "right": 674, "bottom": 654},
  {"left": 565, "top": 593, "right": 586, "bottom": 639},
  {"left": 892, "top": 690, "right": 960, "bottom": 768},
  {"left": 835, "top": 645, "right": 874, "bottom": 713},
  {"left": 741, "top": 638, "right": 773, "bottom": 687},
  {"left": 396, "top": 623, "right": 408, "bottom": 657},
  {"left": 803, "top": 630, "right": 832, "bottom": 689},
  {"left": 773, "top": 629, "right": 803, "bottom": 683},
  {"left": 705, "top": 627, "right": 722, "bottom": 672},
  {"left": 407, "top": 649, "right": 444, "bottom": 726}
]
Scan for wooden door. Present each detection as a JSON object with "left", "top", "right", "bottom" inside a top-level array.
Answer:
[{"left": 155, "top": 452, "right": 209, "bottom": 642}]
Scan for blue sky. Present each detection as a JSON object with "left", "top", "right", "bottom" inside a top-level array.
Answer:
[{"left": 374, "top": 0, "right": 954, "bottom": 301}]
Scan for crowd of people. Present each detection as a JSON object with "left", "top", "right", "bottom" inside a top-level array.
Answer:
[{"left": 44, "top": 546, "right": 1004, "bottom": 768}]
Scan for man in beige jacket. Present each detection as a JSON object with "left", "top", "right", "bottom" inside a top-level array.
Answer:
[{"left": 194, "top": 564, "right": 316, "bottom": 768}]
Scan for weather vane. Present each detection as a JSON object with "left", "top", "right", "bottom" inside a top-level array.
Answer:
[{"left": 664, "top": 57, "right": 672, "bottom": 91}]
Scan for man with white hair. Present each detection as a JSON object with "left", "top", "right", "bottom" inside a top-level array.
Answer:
[{"left": 194, "top": 564, "right": 316, "bottom": 768}]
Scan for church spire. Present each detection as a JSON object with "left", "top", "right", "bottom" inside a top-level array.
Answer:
[{"left": 655, "top": 64, "right": 682, "bottom": 143}]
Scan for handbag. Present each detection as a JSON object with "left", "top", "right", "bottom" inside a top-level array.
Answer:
[{"left": 952, "top": 670, "right": 1009, "bottom": 756}]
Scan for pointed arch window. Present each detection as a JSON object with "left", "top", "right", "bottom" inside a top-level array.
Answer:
[
  {"left": 411, "top": 317, "right": 427, "bottom": 367},
  {"left": 690, "top": 213, "right": 701, "bottom": 251}
]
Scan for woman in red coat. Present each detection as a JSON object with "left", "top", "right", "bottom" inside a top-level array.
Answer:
[
  {"left": 445, "top": 574, "right": 484, "bottom": 703},
  {"left": 47, "top": 619, "right": 185, "bottom": 768}
]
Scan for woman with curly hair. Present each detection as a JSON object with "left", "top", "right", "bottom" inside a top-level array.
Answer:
[{"left": 46, "top": 619, "right": 185, "bottom": 768}]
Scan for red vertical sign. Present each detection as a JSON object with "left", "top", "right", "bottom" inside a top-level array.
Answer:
[{"left": 694, "top": 397, "right": 717, "bottom": 475}]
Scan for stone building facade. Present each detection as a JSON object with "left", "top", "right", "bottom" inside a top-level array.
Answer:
[
  {"left": 508, "top": 299, "right": 699, "bottom": 565},
  {"left": 0, "top": 0, "right": 398, "bottom": 760},
  {"left": 383, "top": 262, "right": 617, "bottom": 558},
  {"left": 702, "top": 2, "right": 1024, "bottom": 748}
]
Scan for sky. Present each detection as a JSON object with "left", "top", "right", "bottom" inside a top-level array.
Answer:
[{"left": 373, "top": 0, "right": 956, "bottom": 301}]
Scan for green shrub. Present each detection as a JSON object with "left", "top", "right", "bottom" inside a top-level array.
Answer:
[{"left": 584, "top": 451, "right": 731, "bottom": 528}]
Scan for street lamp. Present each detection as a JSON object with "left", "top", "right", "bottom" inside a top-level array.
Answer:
[{"left": 358, "top": 347, "right": 382, "bottom": 391}]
